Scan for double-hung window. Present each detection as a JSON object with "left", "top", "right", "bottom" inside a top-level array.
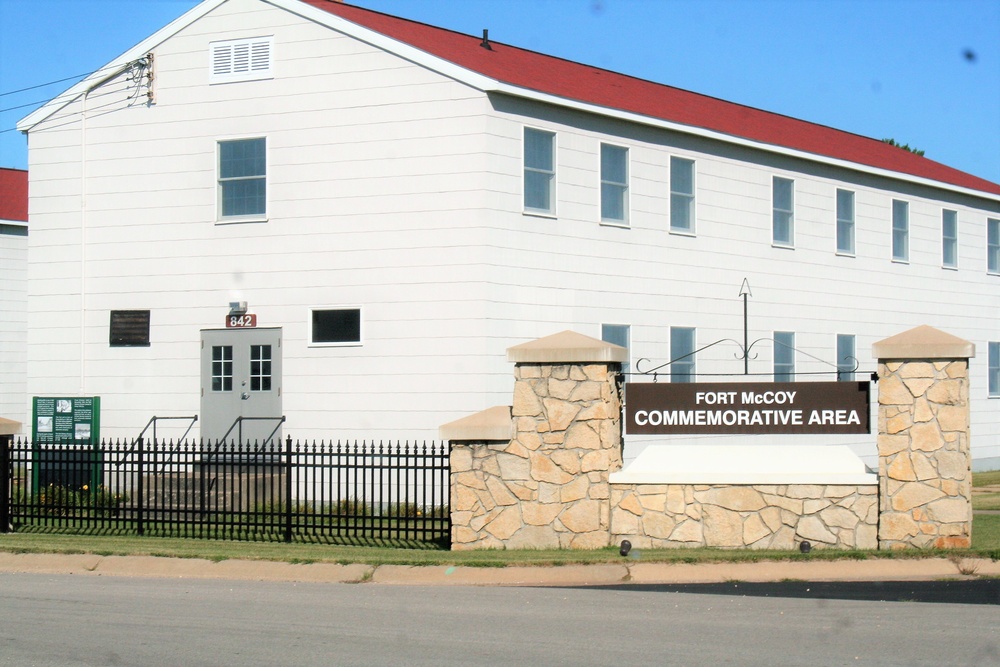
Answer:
[
  {"left": 600, "top": 143, "right": 628, "bottom": 225},
  {"left": 942, "top": 209, "right": 958, "bottom": 268},
  {"left": 773, "top": 331, "right": 795, "bottom": 382},
  {"left": 524, "top": 128, "right": 555, "bottom": 214},
  {"left": 988, "top": 218, "right": 1000, "bottom": 275},
  {"left": 670, "top": 157, "right": 695, "bottom": 233},
  {"left": 670, "top": 327, "right": 696, "bottom": 383},
  {"left": 989, "top": 342, "right": 999, "bottom": 397},
  {"left": 892, "top": 200, "right": 909, "bottom": 262},
  {"left": 219, "top": 138, "right": 266, "bottom": 220},
  {"left": 601, "top": 324, "right": 630, "bottom": 375},
  {"left": 836, "top": 334, "right": 856, "bottom": 381},
  {"left": 772, "top": 177, "right": 794, "bottom": 246},
  {"left": 836, "top": 189, "right": 855, "bottom": 255}
]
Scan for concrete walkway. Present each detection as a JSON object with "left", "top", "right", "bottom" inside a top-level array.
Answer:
[{"left": 1, "top": 552, "right": 997, "bottom": 586}]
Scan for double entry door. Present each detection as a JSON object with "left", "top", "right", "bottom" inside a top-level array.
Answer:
[{"left": 200, "top": 328, "right": 282, "bottom": 445}]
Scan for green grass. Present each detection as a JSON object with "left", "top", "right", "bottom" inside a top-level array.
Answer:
[
  {"left": 972, "top": 469, "right": 1000, "bottom": 511},
  {"left": 1, "top": 515, "right": 998, "bottom": 567},
  {"left": 973, "top": 470, "right": 1000, "bottom": 487}
]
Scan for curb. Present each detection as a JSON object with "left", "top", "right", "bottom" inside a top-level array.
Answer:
[{"left": 1, "top": 553, "right": 998, "bottom": 586}]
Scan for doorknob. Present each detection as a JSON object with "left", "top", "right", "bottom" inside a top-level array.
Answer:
[{"left": 241, "top": 392, "right": 250, "bottom": 400}]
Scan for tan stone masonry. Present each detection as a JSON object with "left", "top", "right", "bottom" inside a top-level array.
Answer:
[{"left": 445, "top": 326, "right": 975, "bottom": 551}]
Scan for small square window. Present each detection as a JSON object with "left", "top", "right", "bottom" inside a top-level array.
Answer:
[
  {"left": 311, "top": 308, "right": 362, "bottom": 345},
  {"left": 109, "top": 310, "right": 150, "bottom": 347}
]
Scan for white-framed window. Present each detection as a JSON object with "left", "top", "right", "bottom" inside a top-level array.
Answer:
[
  {"left": 310, "top": 308, "right": 362, "bottom": 346},
  {"left": 988, "top": 218, "right": 1000, "bottom": 275},
  {"left": 836, "top": 189, "right": 855, "bottom": 255},
  {"left": 772, "top": 176, "right": 794, "bottom": 246},
  {"left": 601, "top": 324, "right": 630, "bottom": 375},
  {"left": 670, "top": 156, "right": 695, "bottom": 233},
  {"left": 774, "top": 331, "right": 795, "bottom": 382},
  {"left": 600, "top": 143, "right": 629, "bottom": 225},
  {"left": 670, "top": 326, "right": 696, "bottom": 383},
  {"left": 210, "top": 36, "right": 273, "bottom": 84},
  {"left": 523, "top": 127, "right": 556, "bottom": 214},
  {"left": 836, "top": 334, "right": 856, "bottom": 382},
  {"left": 942, "top": 209, "right": 958, "bottom": 268},
  {"left": 218, "top": 138, "right": 266, "bottom": 220},
  {"left": 892, "top": 199, "right": 909, "bottom": 262},
  {"left": 990, "top": 341, "right": 999, "bottom": 397}
]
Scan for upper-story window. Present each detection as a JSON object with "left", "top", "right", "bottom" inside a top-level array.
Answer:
[
  {"left": 892, "top": 200, "right": 909, "bottom": 262},
  {"left": 600, "top": 143, "right": 629, "bottom": 225},
  {"left": 670, "top": 326, "right": 696, "bottom": 383},
  {"left": 772, "top": 176, "right": 794, "bottom": 246},
  {"left": 836, "top": 189, "right": 855, "bottom": 255},
  {"left": 523, "top": 128, "right": 555, "bottom": 214},
  {"left": 988, "top": 218, "right": 1000, "bottom": 275},
  {"left": 942, "top": 209, "right": 958, "bottom": 269},
  {"left": 670, "top": 157, "right": 695, "bottom": 233},
  {"left": 218, "top": 138, "right": 266, "bottom": 220},
  {"left": 210, "top": 37, "right": 273, "bottom": 84},
  {"left": 989, "top": 341, "right": 999, "bottom": 397}
]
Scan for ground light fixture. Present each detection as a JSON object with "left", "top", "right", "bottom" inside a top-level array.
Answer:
[
  {"left": 800, "top": 541, "right": 812, "bottom": 554},
  {"left": 620, "top": 540, "right": 632, "bottom": 557}
]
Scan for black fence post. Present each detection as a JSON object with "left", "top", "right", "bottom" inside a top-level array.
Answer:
[
  {"left": 0, "top": 435, "right": 11, "bottom": 533},
  {"left": 136, "top": 437, "right": 144, "bottom": 536},
  {"left": 284, "top": 435, "right": 293, "bottom": 543}
]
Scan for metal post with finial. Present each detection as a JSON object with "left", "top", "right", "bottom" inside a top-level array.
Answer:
[{"left": 739, "top": 278, "right": 752, "bottom": 375}]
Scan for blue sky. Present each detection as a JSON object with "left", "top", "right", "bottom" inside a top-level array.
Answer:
[{"left": 1, "top": 0, "right": 998, "bottom": 183}]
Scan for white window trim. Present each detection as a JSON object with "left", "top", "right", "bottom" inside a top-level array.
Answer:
[
  {"left": 771, "top": 176, "right": 794, "bottom": 248},
  {"left": 308, "top": 306, "right": 364, "bottom": 348},
  {"left": 891, "top": 199, "right": 909, "bottom": 263},
  {"left": 669, "top": 156, "right": 696, "bottom": 235},
  {"left": 216, "top": 136, "right": 268, "bottom": 224},
  {"left": 523, "top": 126, "right": 557, "bottom": 217},
  {"left": 835, "top": 188, "right": 856, "bottom": 257},
  {"left": 942, "top": 209, "right": 959, "bottom": 270},
  {"left": 987, "top": 218, "right": 1000, "bottom": 276},
  {"left": 599, "top": 142, "right": 630, "bottom": 228},
  {"left": 989, "top": 341, "right": 999, "bottom": 397},
  {"left": 210, "top": 36, "right": 274, "bottom": 84}
]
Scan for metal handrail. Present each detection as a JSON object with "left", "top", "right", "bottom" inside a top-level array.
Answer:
[
  {"left": 116, "top": 415, "right": 199, "bottom": 467},
  {"left": 207, "top": 416, "right": 286, "bottom": 459}
]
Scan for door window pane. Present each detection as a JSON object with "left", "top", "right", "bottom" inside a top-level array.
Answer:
[
  {"left": 250, "top": 345, "right": 272, "bottom": 391},
  {"left": 212, "top": 346, "right": 233, "bottom": 391}
]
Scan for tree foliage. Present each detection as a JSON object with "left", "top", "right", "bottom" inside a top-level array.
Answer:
[{"left": 881, "top": 138, "right": 925, "bottom": 157}]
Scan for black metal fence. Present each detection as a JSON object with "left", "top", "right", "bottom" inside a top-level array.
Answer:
[{"left": 1, "top": 437, "right": 450, "bottom": 548}]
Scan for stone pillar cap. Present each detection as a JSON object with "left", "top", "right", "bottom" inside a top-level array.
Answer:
[
  {"left": 439, "top": 405, "right": 513, "bottom": 442},
  {"left": 507, "top": 330, "right": 627, "bottom": 364},
  {"left": 0, "top": 417, "right": 22, "bottom": 436},
  {"left": 873, "top": 325, "right": 974, "bottom": 360}
]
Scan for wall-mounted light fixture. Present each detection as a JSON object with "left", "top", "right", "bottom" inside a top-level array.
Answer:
[{"left": 229, "top": 301, "right": 248, "bottom": 315}]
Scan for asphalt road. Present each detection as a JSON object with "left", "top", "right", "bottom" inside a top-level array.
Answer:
[{"left": 1, "top": 573, "right": 997, "bottom": 666}]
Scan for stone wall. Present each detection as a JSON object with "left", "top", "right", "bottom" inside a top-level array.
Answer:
[
  {"left": 450, "top": 360, "right": 622, "bottom": 550},
  {"left": 877, "top": 359, "right": 972, "bottom": 549},
  {"left": 610, "top": 483, "right": 878, "bottom": 550}
]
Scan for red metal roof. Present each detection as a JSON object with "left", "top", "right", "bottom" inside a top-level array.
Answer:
[
  {"left": 0, "top": 168, "right": 28, "bottom": 222},
  {"left": 306, "top": 0, "right": 1000, "bottom": 197}
]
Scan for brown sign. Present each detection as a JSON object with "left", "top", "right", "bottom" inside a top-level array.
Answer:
[
  {"left": 626, "top": 381, "right": 870, "bottom": 435},
  {"left": 226, "top": 313, "right": 257, "bottom": 328}
]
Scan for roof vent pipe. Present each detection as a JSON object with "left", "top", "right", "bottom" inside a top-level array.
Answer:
[{"left": 480, "top": 29, "right": 492, "bottom": 50}]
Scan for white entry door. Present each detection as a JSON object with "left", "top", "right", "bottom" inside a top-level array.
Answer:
[{"left": 200, "top": 328, "right": 282, "bottom": 444}]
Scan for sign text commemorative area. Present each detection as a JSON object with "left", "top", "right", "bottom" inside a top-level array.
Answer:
[{"left": 626, "top": 381, "right": 870, "bottom": 435}]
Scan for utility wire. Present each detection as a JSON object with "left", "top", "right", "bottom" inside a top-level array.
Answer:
[{"left": 0, "top": 73, "right": 93, "bottom": 98}]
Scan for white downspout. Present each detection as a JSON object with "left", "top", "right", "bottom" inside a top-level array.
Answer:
[{"left": 80, "top": 87, "right": 88, "bottom": 395}]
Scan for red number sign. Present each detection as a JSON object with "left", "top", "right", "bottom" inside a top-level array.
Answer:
[{"left": 226, "top": 314, "right": 257, "bottom": 328}]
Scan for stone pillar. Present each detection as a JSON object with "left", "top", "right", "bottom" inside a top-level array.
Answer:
[
  {"left": 873, "top": 325, "right": 974, "bottom": 549},
  {"left": 441, "top": 331, "right": 626, "bottom": 550}
]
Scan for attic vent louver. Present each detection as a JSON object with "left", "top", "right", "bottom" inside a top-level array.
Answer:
[{"left": 210, "top": 37, "right": 274, "bottom": 84}]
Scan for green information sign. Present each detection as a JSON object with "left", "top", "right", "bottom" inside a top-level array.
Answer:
[{"left": 32, "top": 397, "right": 101, "bottom": 444}]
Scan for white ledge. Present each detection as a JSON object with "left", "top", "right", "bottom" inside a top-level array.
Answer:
[{"left": 609, "top": 445, "right": 877, "bottom": 486}]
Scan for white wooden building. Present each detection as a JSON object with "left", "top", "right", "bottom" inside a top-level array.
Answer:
[
  {"left": 0, "top": 168, "right": 29, "bottom": 429},
  {"left": 16, "top": 0, "right": 1000, "bottom": 466}
]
